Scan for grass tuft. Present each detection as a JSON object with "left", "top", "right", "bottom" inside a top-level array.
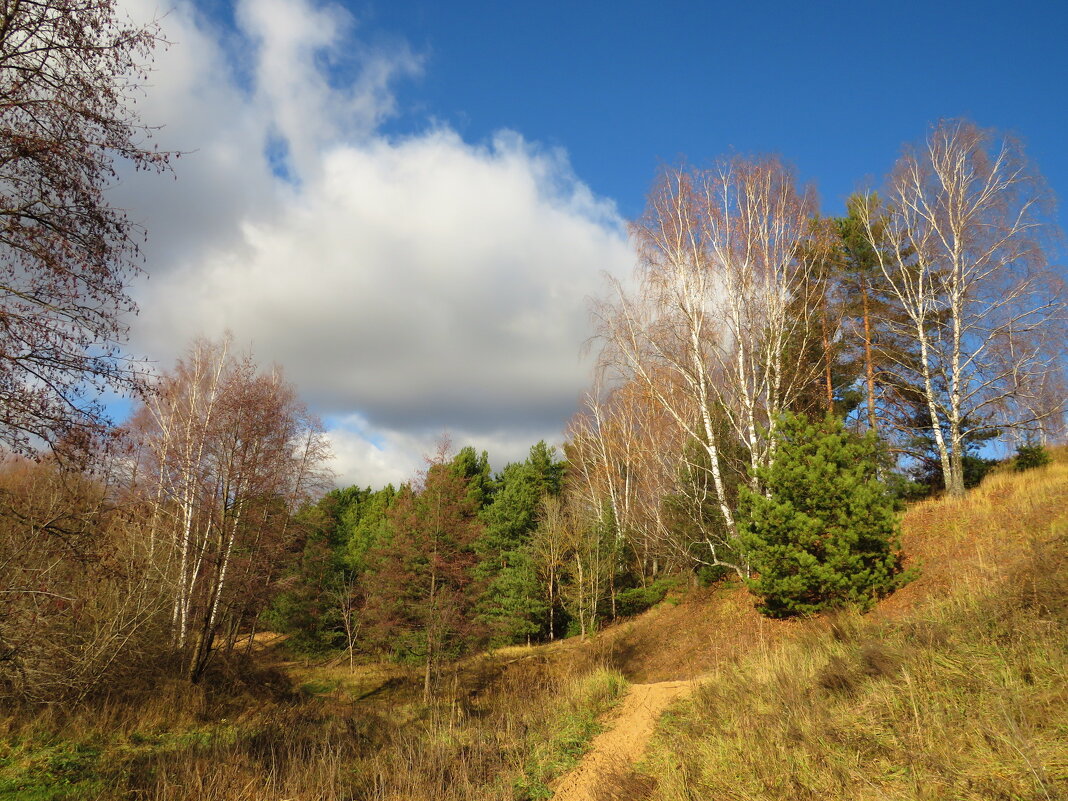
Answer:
[{"left": 513, "top": 668, "right": 628, "bottom": 800}]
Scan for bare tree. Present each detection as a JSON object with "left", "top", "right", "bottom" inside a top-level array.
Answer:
[
  {"left": 532, "top": 494, "right": 568, "bottom": 640},
  {"left": 126, "top": 336, "right": 332, "bottom": 680},
  {"left": 859, "top": 119, "right": 1065, "bottom": 495},
  {"left": 594, "top": 167, "right": 736, "bottom": 568},
  {"left": 333, "top": 570, "right": 361, "bottom": 672},
  {"left": 567, "top": 378, "right": 689, "bottom": 582},
  {"left": 0, "top": 456, "right": 167, "bottom": 702},
  {"left": 0, "top": 0, "right": 169, "bottom": 454},
  {"left": 539, "top": 488, "right": 614, "bottom": 639},
  {"left": 696, "top": 157, "right": 829, "bottom": 479},
  {"left": 592, "top": 158, "right": 827, "bottom": 574}
]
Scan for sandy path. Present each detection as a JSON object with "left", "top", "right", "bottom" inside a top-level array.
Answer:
[{"left": 551, "top": 679, "right": 693, "bottom": 801}]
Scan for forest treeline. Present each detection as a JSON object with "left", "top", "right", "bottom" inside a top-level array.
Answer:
[
  {"left": 0, "top": 0, "right": 1065, "bottom": 706},
  {"left": 0, "top": 125, "right": 1063, "bottom": 709},
  {"left": 4, "top": 119, "right": 1065, "bottom": 705}
]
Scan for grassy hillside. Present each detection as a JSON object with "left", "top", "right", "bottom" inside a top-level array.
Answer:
[
  {"left": 629, "top": 453, "right": 1068, "bottom": 800},
  {"left": 0, "top": 636, "right": 628, "bottom": 800},
  {"left": 2, "top": 454, "right": 1065, "bottom": 800}
]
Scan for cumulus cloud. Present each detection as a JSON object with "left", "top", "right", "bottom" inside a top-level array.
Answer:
[
  {"left": 236, "top": 0, "right": 422, "bottom": 174},
  {"left": 326, "top": 414, "right": 560, "bottom": 490},
  {"left": 114, "top": 0, "right": 633, "bottom": 486}
]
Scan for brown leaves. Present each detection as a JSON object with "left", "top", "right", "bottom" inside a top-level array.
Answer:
[{"left": 0, "top": 0, "right": 171, "bottom": 455}]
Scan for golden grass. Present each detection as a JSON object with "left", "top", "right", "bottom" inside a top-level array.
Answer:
[
  {"left": 4, "top": 452, "right": 1064, "bottom": 800},
  {"left": 0, "top": 636, "right": 628, "bottom": 800},
  {"left": 638, "top": 455, "right": 1068, "bottom": 801}
]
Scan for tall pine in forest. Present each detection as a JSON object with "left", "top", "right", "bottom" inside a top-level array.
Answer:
[
  {"left": 838, "top": 196, "right": 893, "bottom": 432},
  {"left": 836, "top": 193, "right": 928, "bottom": 438},
  {"left": 475, "top": 442, "right": 565, "bottom": 644},
  {"left": 738, "top": 412, "right": 908, "bottom": 618},
  {"left": 450, "top": 446, "right": 494, "bottom": 509}
]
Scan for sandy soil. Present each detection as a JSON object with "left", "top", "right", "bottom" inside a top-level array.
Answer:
[{"left": 550, "top": 679, "right": 694, "bottom": 801}]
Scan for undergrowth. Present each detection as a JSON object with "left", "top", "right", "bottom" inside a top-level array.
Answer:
[{"left": 0, "top": 654, "right": 625, "bottom": 800}]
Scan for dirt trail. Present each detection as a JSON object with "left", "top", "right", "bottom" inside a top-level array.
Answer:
[{"left": 551, "top": 679, "right": 694, "bottom": 801}]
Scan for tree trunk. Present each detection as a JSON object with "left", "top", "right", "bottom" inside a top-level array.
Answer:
[
  {"left": 548, "top": 573, "right": 555, "bottom": 641},
  {"left": 916, "top": 321, "right": 954, "bottom": 496},
  {"left": 423, "top": 652, "right": 432, "bottom": 704},
  {"left": 821, "top": 303, "right": 834, "bottom": 412},
  {"left": 861, "top": 284, "right": 878, "bottom": 433},
  {"left": 948, "top": 424, "right": 966, "bottom": 497}
]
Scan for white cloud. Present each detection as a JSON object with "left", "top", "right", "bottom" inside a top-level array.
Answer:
[
  {"left": 236, "top": 0, "right": 421, "bottom": 175},
  {"left": 327, "top": 414, "right": 568, "bottom": 491},
  {"left": 115, "top": 0, "right": 633, "bottom": 487}
]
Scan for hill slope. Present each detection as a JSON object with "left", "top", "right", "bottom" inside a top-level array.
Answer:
[
  {"left": 1, "top": 456, "right": 1063, "bottom": 800},
  {"left": 560, "top": 455, "right": 1068, "bottom": 800}
]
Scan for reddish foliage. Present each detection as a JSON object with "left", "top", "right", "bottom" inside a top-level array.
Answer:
[
  {"left": 362, "top": 454, "right": 486, "bottom": 694},
  {"left": 0, "top": 1, "right": 170, "bottom": 454}
]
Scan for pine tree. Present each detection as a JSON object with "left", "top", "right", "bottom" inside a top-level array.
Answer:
[
  {"left": 738, "top": 412, "right": 908, "bottom": 618},
  {"left": 362, "top": 461, "right": 483, "bottom": 700},
  {"left": 450, "top": 446, "right": 494, "bottom": 509},
  {"left": 263, "top": 484, "right": 396, "bottom": 655},
  {"left": 1014, "top": 442, "right": 1052, "bottom": 472},
  {"left": 837, "top": 194, "right": 925, "bottom": 440},
  {"left": 475, "top": 442, "right": 564, "bottom": 644}
]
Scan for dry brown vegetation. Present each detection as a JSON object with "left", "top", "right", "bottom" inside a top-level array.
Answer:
[
  {"left": 0, "top": 630, "right": 628, "bottom": 800},
  {"left": 2, "top": 451, "right": 1066, "bottom": 800},
  {"left": 630, "top": 449, "right": 1068, "bottom": 801}
]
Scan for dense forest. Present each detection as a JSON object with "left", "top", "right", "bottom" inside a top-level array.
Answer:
[{"left": 0, "top": 2, "right": 1066, "bottom": 799}]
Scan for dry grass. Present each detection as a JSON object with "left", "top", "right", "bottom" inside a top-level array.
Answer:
[
  {"left": 4, "top": 452, "right": 1064, "bottom": 800},
  {"left": 0, "top": 640, "right": 627, "bottom": 800},
  {"left": 640, "top": 453, "right": 1068, "bottom": 801},
  {"left": 593, "top": 762, "right": 658, "bottom": 801}
]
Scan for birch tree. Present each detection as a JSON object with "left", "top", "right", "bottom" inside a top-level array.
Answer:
[
  {"left": 567, "top": 378, "right": 691, "bottom": 580},
  {"left": 858, "top": 120, "right": 1064, "bottom": 495},
  {"left": 543, "top": 489, "right": 614, "bottom": 638},
  {"left": 696, "top": 156, "right": 829, "bottom": 480},
  {"left": 592, "top": 157, "right": 827, "bottom": 574},
  {"left": 127, "top": 336, "right": 331, "bottom": 680},
  {"left": 532, "top": 494, "right": 569, "bottom": 640}
]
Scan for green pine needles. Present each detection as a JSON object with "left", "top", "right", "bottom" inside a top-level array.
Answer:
[
  {"left": 1014, "top": 443, "right": 1052, "bottom": 472},
  {"left": 739, "top": 413, "right": 910, "bottom": 618}
]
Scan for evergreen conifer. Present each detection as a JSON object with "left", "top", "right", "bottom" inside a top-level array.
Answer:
[{"left": 739, "top": 412, "right": 908, "bottom": 617}]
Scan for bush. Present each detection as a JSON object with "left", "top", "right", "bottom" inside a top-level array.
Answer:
[
  {"left": 697, "top": 563, "right": 733, "bottom": 587},
  {"left": 738, "top": 413, "right": 909, "bottom": 618},
  {"left": 614, "top": 577, "right": 675, "bottom": 617},
  {"left": 1014, "top": 443, "right": 1052, "bottom": 472}
]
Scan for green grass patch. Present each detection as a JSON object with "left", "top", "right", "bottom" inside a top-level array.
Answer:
[
  {"left": 0, "top": 740, "right": 105, "bottom": 801},
  {"left": 298, "top": 677, "right": 341, "bottom": 696},
  {"left": 513, "top": 667, "right": 628, "bottom": 799},
  {"left": 0, "top": 718, "right": 246, "bottom": 801}
]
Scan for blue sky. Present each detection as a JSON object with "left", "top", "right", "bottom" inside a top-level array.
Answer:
[
  {"left": 355, "top": 0, "right": 1068, "bottom": 218},
  {"left": 116, "top": 0, "right": 1067, "bottom": 487}
]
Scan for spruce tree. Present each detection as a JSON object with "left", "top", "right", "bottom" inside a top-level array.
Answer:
[
  {"left": 475, "top": 442, "right": 565, "bottom": 644},
  {"left": 738, "top": 412, "right": 907, "bottom": 618}
]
